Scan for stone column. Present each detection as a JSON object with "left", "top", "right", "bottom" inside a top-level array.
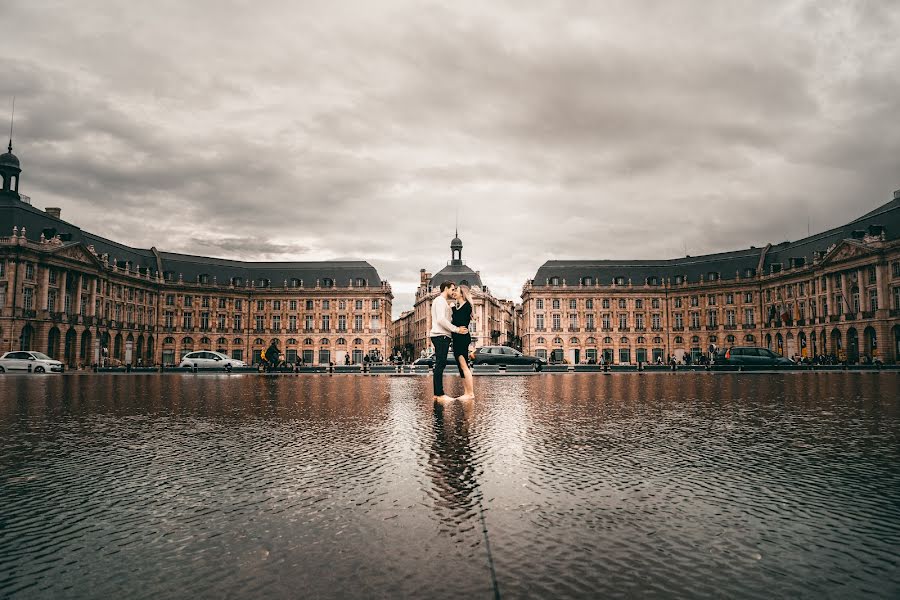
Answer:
[
  {"left": 40, "top": 265, "right": 51, "bottom": 310},
  {"left": 840, "top": 272, "right": 850, "bottom": 316},
  {"left": 825, "top": 274, "right": 834, "bottom": 317},
  {"left": 875, "top": 262, "right": 889, "bottom": 311},
  {"left": 90, "top": 277, "right": 98, "bottom": 316},
  {"left": 73, "top": 272, "right": 82, "bottom": 317},
  {"left": 858, "top": 267, "right": 867, "bottom": 313},
  {"left": 58, "top": 270, "right": 68, "bottom": 314}
]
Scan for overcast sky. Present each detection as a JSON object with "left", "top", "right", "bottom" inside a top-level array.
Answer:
[{"left": 2, "top": 0, "right": 899, "bottom": 317}]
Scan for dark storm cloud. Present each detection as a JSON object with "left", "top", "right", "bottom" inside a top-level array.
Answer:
[{"left": 2, "top": 0, "right": 899, "bottom": 317}]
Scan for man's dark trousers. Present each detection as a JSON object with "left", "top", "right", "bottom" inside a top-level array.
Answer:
[{"left": 430, "top": 335, "right": 451, "bottom": 396}]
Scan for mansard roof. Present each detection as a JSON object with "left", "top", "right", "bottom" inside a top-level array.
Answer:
[
  {"left": 430, "top": 263, "right": 483, "bottom": 288},
  {"left": 0, "top": 197, "right": 384, "bottom": 287},
  {"left": 532, "top": 194, "right": 900, "bottom": 287}
]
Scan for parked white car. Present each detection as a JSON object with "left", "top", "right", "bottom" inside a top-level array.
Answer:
[
  {"left": 179, "top": 351, "right": 246, "bottom": 371},
  {"left": 0, "top": 351, "right": 65, "bottom": 374}
]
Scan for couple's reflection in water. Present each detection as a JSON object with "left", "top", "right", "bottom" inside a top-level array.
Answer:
[
  {"left": 428, "top": 397, "right": 501, "bottom": 598},
  {"left": 428, "top": 397, "right": 481, "bottom": 524}
]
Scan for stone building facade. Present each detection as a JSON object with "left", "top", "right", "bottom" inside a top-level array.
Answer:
[
  {"left": 521, "top": 192, "right": 900, "bottom": 364},
  {"left": 394, "top": 234, "right": 516, "bottom": 360},
  {"left": 0, "top": 146, "right": 392, "bottom": 366}
]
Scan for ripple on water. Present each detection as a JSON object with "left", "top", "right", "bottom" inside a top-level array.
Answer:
[{"left": 0, "top": 372, "right": 898, "bottom": 599}]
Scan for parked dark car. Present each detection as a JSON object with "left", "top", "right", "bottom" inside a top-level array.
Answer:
[
  {"left": 473, "top": 346, "right": 545, "bottom": 369},
  {"left": 715, "top": 346, "right": 793, "bottom": 366},
  {"left": 413, "top": 352, "right": 456, "bottom": 367}
]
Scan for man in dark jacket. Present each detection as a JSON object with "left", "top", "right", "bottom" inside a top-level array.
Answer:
[{"left": 264, "top": 340, "right": 281, "bottom": 372}]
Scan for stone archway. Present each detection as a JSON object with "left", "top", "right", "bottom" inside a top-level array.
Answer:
[
  {"left": 20, "top": 324, "right": 35, "bottom": 351},
  {"left": 830, "top": 328, "right": 843, "bottom": 361},
  {"left": 847, "top": 328, "right": 859, "bottom": 364},
  {"left": 113, "top": 333, "right": 123, "bottom": 362},
  {"left": 136, "top": 335, "right": 144, "bottom": 365},
  {"left": 47, "top": 327, "right": 61, "bottom": 360},
  {"left": 893, "top": 325, "right": 900, "bottom": 364},
  {"left": 64, "top": 328, "right": 77, "bottom": 366},
  {"left": 863, "top": 326, "right": 877, "bottom": 361},
  {"left": 146, "top": 336, "right": 155, "bottom": 364},
  {"left": 80, "top": 329, "right": 93, "bottom": 364},
  {"left": 798, "top": 331, "right": 808, "bottom": 359},
  {"left": 775, "top": 333, "right": 784, "bottom": 356}
]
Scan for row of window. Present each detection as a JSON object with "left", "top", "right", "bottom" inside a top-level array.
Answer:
[
  {"left": 163, "top": 296, "right": 381, "bottom": 311},
  {"left": 544, "top": 271, "right": 754, "bottom": 287},
  {"left": 534, "top": 309, "right": 755, "bottom": 329},
  {"left": 534, "top": 292, "right": 754, "bottom": 311},
  {"left": 162, "top": 311, "right": 382, "bottom": 331},
  {"left": 161, "top": 336, "right": 382, "bottom": 346},
  {"left": 165, "top": 274, "right": 370, "bottom": 288},
  {"left": 533, "top": 333, "right": 752, "bottom": 346}
]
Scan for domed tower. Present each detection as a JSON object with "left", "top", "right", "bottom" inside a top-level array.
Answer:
[
  {"left": 0, "top": 139, "right": 21, "bottom": 200},
  {"left": 450, "top": 229, "right": 463, "bottom": 266}
]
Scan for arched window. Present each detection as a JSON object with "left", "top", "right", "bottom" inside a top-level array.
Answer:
[
  {"left": 620, "top": 337, "right": 629, "bottom": 344},
  {"left": 320, "top": 338, "right": 330, "bottom": 345},
  {"left": 290, "top": 278, "right": 301, "bottom": 287},
  {"left": 217, "top": 338, "right": 228, "bottom": 345},
  {"left": 745, "top": 334, "right": 755, "bottom": 342},
  {"left": 615, "top": 276, "right": 625, "bottom": 285},
  {"left": 586, "top": 337, "right": 596, "bottom": 344},
  {"left": 653, "top": 337, "right": 663, "bottom": 344},
  {"left": 636, "top": 336, "right": 646, "bottom": 344},
  {"left": 163, "top": 271, "right": 175, "bottom": 282},
  {"left": 726, "top": 335, "right": 735, "bottom": 344},
  {"left": 674, "top": 336, "right": 684, "bottom": 344},
  {"left": 182, "top": 337, "right": 194, "bottom": 345},
  {"left": 708, "top": 335, "right": 717, "bottom": 342},
  {"left": 707, "top": 272, "right": 719, "bottom": 281},
  {"left": 370, "top": 338, "right": 380, "bottom": 345},
  {"left": 603, "top": 337, "right": 613, "bottom": 344},
  {"left": 286, "top": 338, "right": 297, "bottom": 345},
  {"left": 549, "top": 276, "right": 561, "bottom": 286},
  {"left": 336, "top": 338, "right": 346, "bottom": 345},
  {"left": 199, "top": 274, "right": 210, "bottom": 284},
  {"left": 674, "top": 275, "right": 684, "bottom": 285},
  {"left": 582, "top": 276, "right": 594, "bottom": 286},
  {"left": 200, "top": 337, "right": 211, "bottom": 345},
  {"left": 570, "top": 337, "right": 579, "bottom": 344},
  {"left": 163, "top": 337, "right": 175, "bottom": 344},
  {"left": 535, "top": 337, "right": 546, "bottom": 344},
  {"left": 553, "top": 337, "right": 563, "bottom": 344},
  {"left": 232, "top": 277, "right": 244, "bottom": 286},
  {"left": 647, "top": 276, "right": 659, "bottom": 286},
  {"left": 253, "top": 338, "right": 265, "bottom": 345},
  {"left": 353, "top": 338, "right": 364, "bottom": 345},
  {"left": 322, "top": 278, "right": 334, "bottom": 288},
  {"left": 304, "top": 338, "right": 314, "bottom": 345},
  {"left": 233, "top": 338, "right": 243, "bottom": 345},
  {"left": 355, "top": 278, "right": 366, "bottom": 287},
  {"left": 256, "top": 278, "right": 270, "bottom": 288},
  {"left": 459, "top": 279, "right": 469, "bottom": 287},
  {"left": 691, "top": 336, "right": 700, "bottom": 343}
]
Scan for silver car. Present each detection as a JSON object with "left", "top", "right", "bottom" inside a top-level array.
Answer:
[
  {"left": 179, "top": 350, "right": 246, "bottom": 371},
  {"left": 0, "top": 351, "right": 65, "bottom": 374}
]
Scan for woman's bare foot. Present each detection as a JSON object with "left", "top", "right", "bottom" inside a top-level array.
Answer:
[
  {"left": 435, "top": 394, "right": 455, "bottom": 402},
  {"left": 456, "top": 393, "right": 475, "bottom": 401}
]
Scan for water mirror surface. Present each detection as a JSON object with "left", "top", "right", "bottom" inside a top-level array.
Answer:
[{"left": 1, "top": 373, "right": 898, "bottom": 599}]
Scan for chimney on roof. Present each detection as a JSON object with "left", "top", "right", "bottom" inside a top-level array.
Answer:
[{"left": 45, "top": 207, "right": 61, "bottom": 219}]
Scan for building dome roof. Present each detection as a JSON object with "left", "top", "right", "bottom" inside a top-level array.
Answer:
[
  {"left": 430, "top": 263, "right": 483, "bottom": 288},
  {"left": 0, "top": 142, "right": 19, "bottom": 169},
  {"left": 451, "top": 235, "right": 462, "bottom": 249}
]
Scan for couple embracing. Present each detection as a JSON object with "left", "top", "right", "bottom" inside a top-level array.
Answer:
[{"left": 430, "top": 281, "right": 475, "bottom": 401}]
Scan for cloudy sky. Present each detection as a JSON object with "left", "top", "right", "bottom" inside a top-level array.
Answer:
[{"left": 2, "top": 0, "right": 899, "bottom": 316}]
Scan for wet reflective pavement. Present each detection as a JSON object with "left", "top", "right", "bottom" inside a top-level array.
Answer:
[{"left": 1, "top": 373, "right": 898, "bottom": 599}]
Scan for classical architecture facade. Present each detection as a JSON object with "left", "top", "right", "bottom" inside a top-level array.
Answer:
[
  {"left": 392, "top": 234, "right": 516, "bottom": 359},
  {"left": 0, "top": 145, "right": 392, "bottom": 366},
  {"left": 521, "top": 193, "right": 900, "bottom": 364}
]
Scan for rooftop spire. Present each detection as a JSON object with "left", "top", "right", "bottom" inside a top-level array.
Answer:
[{"left": 7, "top": 96, "right": 14, "bottom": 153}]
